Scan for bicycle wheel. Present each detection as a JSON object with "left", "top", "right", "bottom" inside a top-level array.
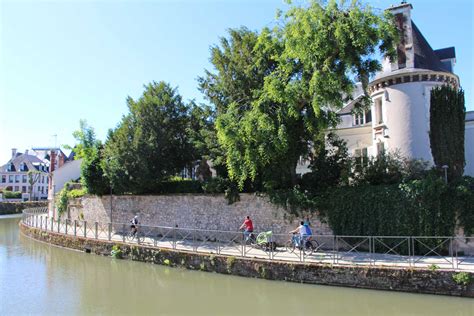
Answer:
[
  {"left": 303, "top": 240, "right": 319, "bottom": 256},
  {"left": 126, "top": 231, "right": 135, "bottom": 242},
  {"left": 285, "top": 240, "right": 296, "bottom": 254}
]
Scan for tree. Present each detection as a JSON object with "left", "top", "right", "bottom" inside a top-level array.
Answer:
[
  {"left": 27, "top": 170, "right": 41, "bottom": 201},
  {"left": 187, "top": 103, "right": 227, "bottom": 177},
  {"left": 103, "top": 81, "right": 194, "bottom": 194},
  {"left": 430, "top": 85, "right": 465, "bottom": 181},
  {"left": 69, "top": 120, "right": 109, "bottom": 195},
  {"left": 200, "top": 1, "right": 398, "bottom": 189}
]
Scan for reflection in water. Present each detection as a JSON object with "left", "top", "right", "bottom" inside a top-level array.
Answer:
[{"left": 1, "top": 216, "right": 473, "bottom": 315}]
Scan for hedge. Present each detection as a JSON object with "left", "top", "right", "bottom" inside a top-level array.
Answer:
[{"left": 0, "top": 201, "right": 48, "bottom": 215}]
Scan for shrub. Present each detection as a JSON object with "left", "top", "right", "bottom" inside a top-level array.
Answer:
[
  {"left": 453, "top": 176, "right": 474, "bottom": 236},
  {"left": 452, "top": 272, "right": 472, "bottom": 286},
  {"left": 158, "top": 179, "right": 203, "bottom": 194},
  {"left": 67, "top": 188, "right": 87, "bottom": 199},
  {"left": 111, "top": 245, "right": 122, "bottom": 259},
  {"left": 2, "top": 191, "right": 22, "bottom": 199}
]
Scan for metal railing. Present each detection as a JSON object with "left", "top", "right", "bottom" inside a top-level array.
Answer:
[{"left": 21, "top": 207, "right": 474, "bottom": 271}]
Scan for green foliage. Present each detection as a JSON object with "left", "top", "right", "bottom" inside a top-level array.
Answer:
[
  {"left": 355, "top": 153, "right": 429, "bottom": 185},
  {"left": 226, "top": 256, "right": 236, "bottom": 273},
  {"left": 157, "top": 179, "right": 203, "bottom": 194},
  {"left": 103, "top": 82, "right": 194, "bottom": 194},
  {"left": 69, "top": 120, "right": 110, "bottom": 195},
  {"left": 453, "top": 176, "right": 474, "bottom": 236},
  {"left": 200, "top": 1, "right": 398, "bottom": 190},
  {"left": 111, "top": 245, "right": 122, "bottom": 259},
  {"left": 2, "top": 191, "right": 22, "bottom": 199},
  {"left": 317, "top": 174, "right": 457, "bottom": 238},
  {"left": 430, "top": 85, "right": 465, "bottom": 181},
  {"left": 67, "top": 188, "right": 87, "bottom": 199},
  {"left": 56, "top": 187, "right": 69, "bottom": 218},
  {"left": 452, "top": 272, "right": 472, "bottom": 286},
  {"left": 267, "top": 186, "right": 316, "bottom": 215},
  {"left": 428, "top": 264, "right": 439, "bottom": 271},
  {"left": 301, "top": 133, "right": 352, "bottom": 191}
]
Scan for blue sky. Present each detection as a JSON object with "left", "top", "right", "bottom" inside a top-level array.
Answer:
[{"left": 0, "top": 0, "right": 472, "bottom": 164}]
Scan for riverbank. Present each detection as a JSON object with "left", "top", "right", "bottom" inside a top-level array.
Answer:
[{"left": 19, "top": 221, "right": 474, "bottom": 297}]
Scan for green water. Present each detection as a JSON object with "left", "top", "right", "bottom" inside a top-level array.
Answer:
[{"left": 0, "top": 216, "right": 473, "bottom": 315}]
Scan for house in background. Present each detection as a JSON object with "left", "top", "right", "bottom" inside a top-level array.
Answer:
[
  {"left": 329, "top": 2, "right": 473, "bottom": 176},
  {"left": 0, "top": 149, "right": 50, "bottom": 200}
]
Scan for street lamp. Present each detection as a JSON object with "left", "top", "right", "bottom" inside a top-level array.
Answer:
[
  {"left": 105, "top": 157, "right": 114, "bottom": 224},
  {"left": 441, "top": 165, "right": 449, "bottom": 184}
]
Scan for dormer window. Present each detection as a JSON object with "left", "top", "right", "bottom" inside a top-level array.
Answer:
[
  {"left": 7, "top": 163, "right": 16, "bottom": 172},
  {"left": 20, "top": 163, "right": 29, "bottom": 172},
  {"left": 352, "top": 110, "right": 372, "bottom": 126}
]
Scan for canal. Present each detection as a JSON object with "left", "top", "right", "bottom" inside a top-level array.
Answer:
[{"left": 1, "top": 215, "right": 473, "bottom": 315}]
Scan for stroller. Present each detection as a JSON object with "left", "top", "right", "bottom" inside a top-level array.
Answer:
[{"left": 251, "top": 231, "right": 277, "bottom": 251}]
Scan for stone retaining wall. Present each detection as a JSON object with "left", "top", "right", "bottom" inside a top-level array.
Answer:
[
  {"left": 66, "top": 194, "right": 333, "bottom": 235},
  {"left": 20, "top": 222, "right": 474, "bottom": 297}
]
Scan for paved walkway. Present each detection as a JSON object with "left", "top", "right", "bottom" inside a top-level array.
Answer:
[{"left": 25, "top": 214, "right": 474, "bottom": 272}]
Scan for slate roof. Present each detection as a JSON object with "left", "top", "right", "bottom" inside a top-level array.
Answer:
[
  {"left": 434, "top": 47, "right": 456, "bottom": 60},
  {"left": 0, "top": 153, "right": 48, "bottom": 173},
  {"left": 412, "top": 22, "right": 451, "bottom": 72}
]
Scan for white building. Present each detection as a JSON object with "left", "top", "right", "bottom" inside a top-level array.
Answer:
[
  {"left": 330, "top": 3, "right": 473, "bottom": 176},
  {"left": 0, "top": 149, "right": 50, "bottom": 200}
]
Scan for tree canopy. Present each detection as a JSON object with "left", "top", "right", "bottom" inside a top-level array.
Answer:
[
  {"left": 103, "top": 81, "right": 195, "bottom": 194},
  {"left": 200, "top": 0, "right": 398, "bottom": 189}
]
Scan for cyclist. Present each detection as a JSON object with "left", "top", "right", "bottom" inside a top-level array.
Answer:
[
  {"left": 239, "top": 215, "right": 254, "bottom": 242},
  {"left": 290, "top": 221, "right": 312, "bottom": 249},
  {"left": 130, "top": 215, "right": 139, "bottom": 237}
]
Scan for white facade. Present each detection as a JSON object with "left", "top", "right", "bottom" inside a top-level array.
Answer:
[{"left": 51, "top": 159, "right": 82, "bottom": 195}]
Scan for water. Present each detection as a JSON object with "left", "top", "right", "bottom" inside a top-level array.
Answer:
[{"left": 1, "top": 216, "right": 473, "bottom": 315}]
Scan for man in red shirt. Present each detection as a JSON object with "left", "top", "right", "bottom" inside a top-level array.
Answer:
[{"left": 239, "top": 215, "right": 254, "bottom": 242}]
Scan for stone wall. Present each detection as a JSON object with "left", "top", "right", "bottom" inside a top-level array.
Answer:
[
  {"left": 20, "top": 222, "right": 474, "bottom": 297},
  {"left": 67, "top": 194, "right": 333, "bottom": 235}
]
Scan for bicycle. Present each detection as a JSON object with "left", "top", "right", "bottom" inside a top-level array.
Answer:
[
  {"left": 126, "top": 226, "right": 142, "bottom": 243},
  {"left": 247, "top": 231, "right": 277, "bottom": 251},
  {"left": 285, "top": 233, "right": 319, "bottom": 255}
]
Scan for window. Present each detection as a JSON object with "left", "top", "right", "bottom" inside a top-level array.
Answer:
[
  {"left": 354, "top": 148, "right": 369, "bottom": 170},
  {"left": 15, "top": 175, "right": 20, "bottom": 183},
  {"left": 1, "top": 175, "right": 5, "bottom": 183},
  {"left": 377, "top": 142, "right": 385, "bottom": 156},
  {"left": 375, "top": 98, "right": 383, "bottom": 124},
  {"left": 353, "top": 110, "right": 373, "bottom": 126},
  {"left": 22, "top": 175, "right": 27, "bottom": 183},
  {"left": 8, "top": 175, "right": 13, "bottom": 183},
  {"left": 14, "top": 186, "right": 19, "bottom": 192},
  {"left": 22, "top": 186, "right": 26, "bottom": 193}
]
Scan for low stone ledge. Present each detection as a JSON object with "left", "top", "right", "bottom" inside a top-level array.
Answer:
[{"left": 19, "top": 223, "right": 474, "bottom": 297}]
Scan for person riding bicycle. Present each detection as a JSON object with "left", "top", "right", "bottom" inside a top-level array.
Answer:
[
  {"left": 239, "top": 215, "right": 254, "bottom": 242},
  {"left": 130, "top": 215, "right": 139, "bottom": 237},
  {"left": 289, "top": 221, "right": 312, "bottom": 249}
]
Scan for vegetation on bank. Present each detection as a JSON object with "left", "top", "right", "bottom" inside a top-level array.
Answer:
[
  {"left": 0, "top": 201, "right": 48, "bottom": 215},
  {"left": 64, "top": 0, "right": 472, "bottom": 237}
]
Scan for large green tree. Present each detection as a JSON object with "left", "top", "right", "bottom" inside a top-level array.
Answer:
[
  {"left": 104, "top": 82, "right": 194, "bottom": 194},
  {"left": 200, "top": 0, "right": 398, "bottom": 189}
]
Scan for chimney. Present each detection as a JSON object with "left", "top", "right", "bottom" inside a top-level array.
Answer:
[
  {"left": 50, "top": 150, "right": 57, "bottom": 173},
  {"left": 25, "top": 149, "right": 29, "bottom": 156},
  {"left": 11, "top": 148, "right": 17, "bottom": 158},
  {"left": 386, "top": 2, "right": 414, "bottom": 71}
]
